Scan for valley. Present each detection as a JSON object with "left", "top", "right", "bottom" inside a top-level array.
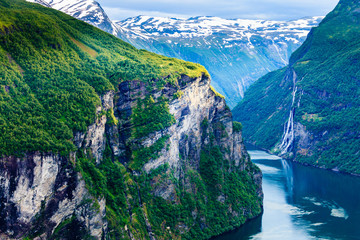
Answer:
[
  {"left": 233, "top": 0, "right": 360, "bottom": 175},
  {"left": 0, "top": 0, "right": 359, "bottom": 239}
]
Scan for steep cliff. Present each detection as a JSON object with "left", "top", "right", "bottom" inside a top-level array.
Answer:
[
  {"left": 0, "top": 0, "right": 262, "bottom": 239},
  {"left": 233, "top": 0, "right": 360, "bottom": 175}
]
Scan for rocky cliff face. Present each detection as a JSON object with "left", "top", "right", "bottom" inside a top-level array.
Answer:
[
  {"left": 0, "top": 94, "right": 114, "bottom": 239},
  {"left": 0, "top": 153, "right": 107, "bottom": 239},
  {"left": 0, "top": 74, "right": 262, "bottom": 239},
  {"left": 104, "top": 74, "right": 263, "bottom": 239}
]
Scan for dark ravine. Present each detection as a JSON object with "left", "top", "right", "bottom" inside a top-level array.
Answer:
[
  {"left": 0, "top": 0, "right": 262, "bottom": 239},
  {"left": 233, "top": 0, "right": 360, "bottom": 175}
]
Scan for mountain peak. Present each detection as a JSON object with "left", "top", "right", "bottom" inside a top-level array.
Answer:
[{"left": 26, "top": 0, "right": 121, "bottom": 35}]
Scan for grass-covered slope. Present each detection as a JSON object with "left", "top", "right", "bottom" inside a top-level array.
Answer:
[
  {"left": 0, "top": 0, "right": 207, "bottom": 157},
  {"left": 233, "top": 0, "right": 360, "bottom": 174}
]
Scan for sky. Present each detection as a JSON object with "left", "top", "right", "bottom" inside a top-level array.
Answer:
[{"left": 97, "top": 0, "right": 339, "bottom": 21}]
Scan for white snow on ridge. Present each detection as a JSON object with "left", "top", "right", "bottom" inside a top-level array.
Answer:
[
  {"left": 26, "top": 0, "right": 120, "bottom": 35},
  {"left": 26, "top": 0, "right": 323, "bottom": 47},
  {"left": 116, "top": 15, "right": 323, "bottom": 45}
]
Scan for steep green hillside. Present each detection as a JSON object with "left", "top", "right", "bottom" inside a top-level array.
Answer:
[
  {"left": 233, "top": 0, "right": 360, "bottom": 174},
  {"left": 0, "top": 1, "right": 262, "bottom": 239},
  {"left": 0, "top": 0, "right": 207, "bottom": 157}
]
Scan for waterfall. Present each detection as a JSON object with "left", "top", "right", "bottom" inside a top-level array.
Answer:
[{"left": 277, "top": 70, "right": 299, "bottom": 155}]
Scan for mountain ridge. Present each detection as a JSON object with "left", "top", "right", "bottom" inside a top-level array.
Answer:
[
  {"left": 26, "top": 0, "right": 121, "bottom": 34},
  {"left": 26, "top": 0, "right": 322, "bottom": 108},
  {"left": 116, "top": 15, "right": 323, "bottom": 107}
]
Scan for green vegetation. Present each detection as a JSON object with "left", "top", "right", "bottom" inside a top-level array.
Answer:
[
  {"left": 131, "top": 96, "right": 175, "bottom": 139},
  {"left": 131, "top": 135, "right": 170, "bottom": 170},
  {"left": 50, "top": 215, "right": 94, "bottom": 240},
  {"left": 210, "top": 85, "right": 225, "bottom": 99},
  {"left": 106, "top": 109, "right": 118, "bottom": 126},
  {"left": 233, "top": 121, "right": 243, "bottom": 133},
  {"left": 0, "top": 0, "right": 207, "bottom": 157},
  {"left": 0, "top": 0, "right": 262, "bottom": 239},
  {"left": 233, "top": 0, "right": 360, "bottom": 174},
  {"left": 173, "top": 90, "right": 184, "bottom": 99},
  {"left": 76, "top": 144, "right": 129, "bottom": 239},
  {"left": 129, "top": 118, "right": 262, "bottom": 240}
]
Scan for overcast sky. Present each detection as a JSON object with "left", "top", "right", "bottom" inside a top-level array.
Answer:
[{"left": 97, "top": 0, "right": 339, "bottom": 21}]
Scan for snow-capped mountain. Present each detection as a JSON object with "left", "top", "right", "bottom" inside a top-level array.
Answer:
[
  {"left": 26, "top": 0, "right": 322, "bottom": 107},
  {"left": 117, "top": 16, "right": 321, "bottom": 45},
  {"left": 115, "top": 16, "right": 323, "bottom": 107},
  {"left": 26, "top": 0, "right": 120, "bottom": 35}
]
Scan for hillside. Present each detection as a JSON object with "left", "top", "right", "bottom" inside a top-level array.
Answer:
[
  {"left": 0, "top": 0, "right": 262, "bottom": 239},
  {"left": 233, "top": 0, "right": 360, "bottom": 174}
]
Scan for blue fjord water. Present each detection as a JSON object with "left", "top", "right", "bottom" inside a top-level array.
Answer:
[{"left": 213, "top": 150, "right": 360, "bottom": 240}]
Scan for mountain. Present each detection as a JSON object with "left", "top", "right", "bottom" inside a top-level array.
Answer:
[
  {"left": 233, "top": 0, "right": 360, "bottom": 175},
  {"left": 26, "top": 0, "right": 323, "bottom": 108},
  {"left": 26, "top": 0, "right": 120, "bottom": 34},
  {"left": 115, "top": 16, "right": 323, "bottom": 108},
  {"left": 0, "top": 0, "right": 262, "bottom": 239}
]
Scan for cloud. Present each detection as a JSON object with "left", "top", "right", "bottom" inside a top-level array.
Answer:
[{"left": 97, "top": 0, "right": 339, "bottom": 20}]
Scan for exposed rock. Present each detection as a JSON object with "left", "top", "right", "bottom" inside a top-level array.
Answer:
[
  {"left": 0, "top": 153, "right": 106, "bottom": 239},
  {"left": 0, "top": 74, "right": 262, "bottom": 239},
  {"left": 83, "top": 111, "right": 107, "bottom": 164},
  {"left": 83, "top": 91, "right": 114, "bottom": 163}
]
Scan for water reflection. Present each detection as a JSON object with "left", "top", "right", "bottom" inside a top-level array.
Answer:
[{"left": 213, "top": 150, "right": 360, "bottom": 240}]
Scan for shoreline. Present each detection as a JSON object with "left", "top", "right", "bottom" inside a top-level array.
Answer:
[{"left": 246, "top": 143, "right": 360, "bottom": 178}]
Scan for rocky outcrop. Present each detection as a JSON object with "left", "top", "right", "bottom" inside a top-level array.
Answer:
[
  {"left": 0, "top": 74, "right": 262, "bottom": 240},
  {"left": 0, "top": 89, "right": 115, "bottom": 239},
  {"left": 107, "top": 73, "right": 262, "bottom": 239},
  {"left": 0, "top": 153, "right": 106, "bottom": 239},
  {"left": 74, "top": 91, "right": 114, "bottom": 163}
]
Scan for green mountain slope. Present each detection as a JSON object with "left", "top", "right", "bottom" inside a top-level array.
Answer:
[
  {"left": 0, "top": 0, "right": 262, "bottom": 239},
  {"left": 0, "top": 0, "right": 206, "bottom": 157},
  {"left": 233, "top": 0, "right": 360, "bottom": 174}
]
